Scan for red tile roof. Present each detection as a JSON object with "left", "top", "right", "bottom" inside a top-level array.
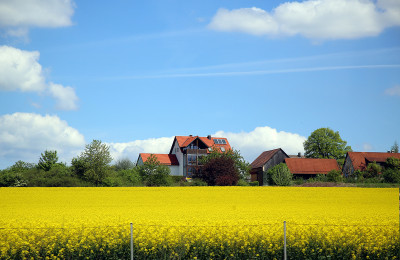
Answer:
[
  {"left": 140, "top": 153, "right": 179, "bottom": 166},
  {"left": 174, "top": 136, "right": 231, "bottom": 151},
  {"left": 251, "top": 148, "right": 283, "bottom": 169},
  {"left": 347, "top": 152, "right": 400, "bottom": 171},
  {"left": 285, "top": 158, "right": 339, "bottom": 174}
]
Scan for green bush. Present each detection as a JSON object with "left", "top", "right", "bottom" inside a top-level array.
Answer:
[
  {"left": 0, "top": 170, "right": 27, "bottom": 187},
  {"left": 314, "top": 174, "right": 328, "bottom": 182},
  {"left": 265, "top": 163, "right": 292, "bottom": 186},
  {"left": 236, "top": 179, "right": 250, "bottom": 186},
  {"left": 144, "top": 166, "right": 172, "bottom": 187},
  {"left": 190, "top": 178, "right": 208, "bottom": 186},
  {"left": 382, "top": 168, "right": 400, "bottom": 183},
  {"left": 327, "top": 170, "right": 343, "bottom": 183},
  {"left": 249, "top": 181, "right": 259, "bottom": 186},
  {"left": 364, "top": 162, "right": 382, "bottom": 179}
]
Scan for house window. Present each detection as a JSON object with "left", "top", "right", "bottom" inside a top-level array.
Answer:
[
  {"left": 188, "top": 154, "right": 196, "bottom": 165},
  {"left": 187, "top": 167, "right": 196, "bottom": 177}
]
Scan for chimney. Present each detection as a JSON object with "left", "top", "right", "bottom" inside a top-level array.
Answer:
[
  {"left": 298, "top": 152, "right": 302, "bottom": 157},
  {"left": 207, "top": 135, "right": 212, "bottom": 140},
  {"left": 189, "top": 135, "right": 192, "bottom": 137}
]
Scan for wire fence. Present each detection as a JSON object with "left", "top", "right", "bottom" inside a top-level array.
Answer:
[{"left": 0, "top": 221, "right": 399, "bottom": 259}]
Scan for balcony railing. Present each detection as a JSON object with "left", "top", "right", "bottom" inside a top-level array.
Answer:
[{"left": 186, "top": 149, "right": 208, "bottom": 154}]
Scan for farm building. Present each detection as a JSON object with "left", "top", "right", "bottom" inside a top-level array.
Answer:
[
  {"left": 137, "top": 135, "right": 231, "bottom": 178},
  {"left": 250, "top": 148, "right": 290, "bottom": 186},
  {"left": 342, "top": 152, "right": 400, "bottom": 177},
  {"left": 284, "top": 158, "right": 340, "bottom": 178}
]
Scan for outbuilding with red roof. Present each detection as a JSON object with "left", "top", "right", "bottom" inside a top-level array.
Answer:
[
  {"left": 285, "top": 158, "right": 340, "bottom": 178},
  {"left": 342, "top": 152, "right": 400, "bottom": 176}
]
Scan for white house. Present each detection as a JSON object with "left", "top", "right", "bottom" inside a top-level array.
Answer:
[{"left": 137, "top": 135, "right": 231, "bottom": 178}]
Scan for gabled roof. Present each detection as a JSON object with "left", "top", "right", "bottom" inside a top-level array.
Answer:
[
  {"left": 139, "top": 153, "right": 179, "bottom": 166},
  {"left": 285, "top": 158, "right": 339, "bottom": 174},
  {"left": 250, "top": 148, "right": 288, "bottom": 169},
  {"left": 171, "top": 136, "right": 231, "bottom": 153},
  {"left": 347, "top": 152, "right": 400, "bottom": 171}
]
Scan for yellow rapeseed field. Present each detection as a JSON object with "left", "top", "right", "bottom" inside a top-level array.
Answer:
[{"left": 0, "top": 187, "right": 398, "bottom": 259}]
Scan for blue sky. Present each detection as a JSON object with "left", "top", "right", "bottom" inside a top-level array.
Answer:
[{"left": 0, "top": 0, "right": 399, "bottom": 168}]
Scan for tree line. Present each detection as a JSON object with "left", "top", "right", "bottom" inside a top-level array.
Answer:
[
  {"left": 0, "top": 139, "right": 253, "bottom": 187},
  {"left": 1, "top": 128, "right": 399, "bottom": 187}
]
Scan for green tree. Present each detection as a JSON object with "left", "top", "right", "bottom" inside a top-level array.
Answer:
[
  {"left": 38, "top": 150, "right": 58, "bottom": 171},
  {"left": 364, "top": 162, "right": 382, "bottom": 179},
  {"left": 303, "top": 127, "right": 352, "bottom": 165},
  {"left": 10, "top": 160, "right": 35, "bottom": 172},
  {"left": 200, "top": 147, "right": 250, "bottom": 181},
  {"left": 390, "top": 141, "right": 399, "bottom": 153},
  {"left": 113, "top": 158, "right": 134, "bottom": 171},
  {"left": 265, "top": 163, "right": 292, "bottom": 186},
  {"left": 138, "top": 154, "right": 171, "bottom": 187},
  {"left": 382, "top": 157, "right": 400, "bottom": 183},
  {"left": 72, "top": 140, "right": 112, "bottom": 186}
]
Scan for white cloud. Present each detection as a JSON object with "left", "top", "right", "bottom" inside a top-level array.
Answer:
[
  {"left": 49, "top": 83, "right": 79, "bottom": 110},
  {"left": 384, "top": 85, "right": 400, "bottom": 96},
  {"left": 208, "top": 0, "right": 400, "bottom": 40},
  {"left": 0, "top": 0, "right": 75, "bottom": 37},
  {"left": 0, "top": 113, "right": 85, "bottom": 168},
  {"left": 208, "top": 7, "right": 279, "bottom": 36},
  {"left": 108, "top": 137, "right": 175, "bottom": 163},
  {"left": 0, "top": 45, "right": 79, "bottom": 110},
  {"left": 362, "top": 143, "right": 373, "bottom": 152},
  {"left": 214, "top": 126, "right": 306, "bottom": 162},
  {"left": 0, "top": 46, "right": 46, "bottom": 92},
  {"left": 107, "top": 126, "right": 306, "bottom": 164}
]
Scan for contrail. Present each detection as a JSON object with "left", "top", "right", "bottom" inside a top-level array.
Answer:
[{"left": 100, "top": 64, "right": 400, "bottom": 80}]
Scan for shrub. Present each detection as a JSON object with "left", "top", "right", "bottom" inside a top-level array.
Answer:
[
  {"left": 190, "top": 179, "right": 208, "bottom": 186},
  {"left": 314, "top": 174, "right": 328, "bottom": 182},
  {"left": 382, "top": 168, "right": 400, "bottom": 183},
  {"left": 292, "top": 178, "right": 305, "bottom": 185},
  {"left": 249, "top": 181, "right": 259, "bottom": 186},
  {"left": 0, "top": 170, "right": 27, "bottom": 187},
  {"left": 237, "top": 179, "right": 250, "bottom": 186},
  {"left": 145, "top": 167, "right": 172, "bottom": 187},
  {"left": 363, "top": 162, "right": 382, "bottom": 179},
  {"left": 327, "top": 170, "right": 343, "bottom": 183},
  {"left": 265, "top": 163, "right": 292, "bottom": 186}
]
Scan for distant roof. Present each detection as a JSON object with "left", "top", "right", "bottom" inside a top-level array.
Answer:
[
  {"left": 285, "top": 158, "right": 339, "bottom": 174},
  {"left": 347, "top": 152, "right": 400, "bottom": 171},
  {"left": 174, "top": 136, "right": 231, "bottom": 151},
  {"left": 139, "top": 153, "right": 179, "bottom": 166},
  {"left": 251, "top": 148, "right": 287, "bottom": 169}
]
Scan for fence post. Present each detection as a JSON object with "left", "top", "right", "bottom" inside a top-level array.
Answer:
[
  {"left": 283, "top": 221, "right": 287, "bottom": 260},
  {"left": 130, "top": 222, "right": 133, "bottom": 260}
]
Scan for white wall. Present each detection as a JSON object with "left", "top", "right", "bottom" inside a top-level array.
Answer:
[
  {"left": 168, "top": 165, "right": 181, "bottom": 176},
  {"left": 170, "top": 139, "right": 184, "bottom": 176}
]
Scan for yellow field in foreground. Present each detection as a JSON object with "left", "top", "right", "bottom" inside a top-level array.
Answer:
[{"left": 0, "top": 187, "right": 398, "bottom": 259}]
